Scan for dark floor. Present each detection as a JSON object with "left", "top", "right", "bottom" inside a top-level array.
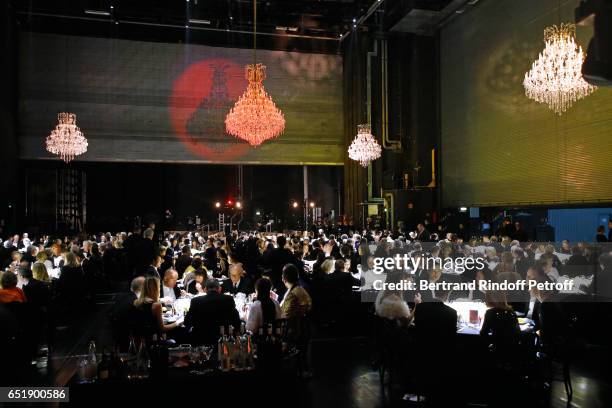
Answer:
[{"left": 10, "top": 289, "right": 611, "bottom": 408}]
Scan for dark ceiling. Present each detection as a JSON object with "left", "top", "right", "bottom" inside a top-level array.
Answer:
[{"left": 12, "top": 0, "right": 468, "bottom": 54}]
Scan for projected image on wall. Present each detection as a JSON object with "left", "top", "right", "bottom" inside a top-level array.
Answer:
[{"left": 19, "top": 33, "right": 344, "bottom": 165}]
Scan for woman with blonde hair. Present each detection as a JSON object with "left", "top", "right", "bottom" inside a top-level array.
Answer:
[
  {"left": 32, "top": 262, "right": 50, "bottom": 283},
  {"left": 35, "top": 251, "right": 53, "bottom": 271},
  {"left": 320, "top": 258, "right": 335, "bottom": 274},
  {"left": 133, "top": 276, "right": 183, "bottom": 338}
]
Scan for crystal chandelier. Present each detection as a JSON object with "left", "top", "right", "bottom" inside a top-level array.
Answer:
[
  {"left": 225, "top": 0, "right": 285, "bottom": 146},
  {"left": 225, "top": 63, "right": 285, "bottom": 146},
  {"left": 45, "top": 112, "right": 88, "bottom": 163},
  {"left": 523, "top": 23, "right": 596, "bottom": 115},
  {"left": 348, "top": 124, "right": 382, "bottom": 167}
]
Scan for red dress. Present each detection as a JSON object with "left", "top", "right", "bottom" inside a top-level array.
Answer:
[{"left": 0, "top": 287, "right": 27, "bottom": 303}]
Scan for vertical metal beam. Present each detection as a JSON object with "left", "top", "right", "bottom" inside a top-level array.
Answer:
[
  {"left": 303, "top": 165, "right": 308, "bottom": 230},
  {"left": 382, "top": 39, "right": 401, "bottom": 150},
  {"left": 366, "top": 41, "right": 377, "bottom": 200},
  {"left": 237, "top": 164, "right": 243, "bottom": 200},
  {"left": 82, "top": 172, "right": 87, "bottom": 231}
]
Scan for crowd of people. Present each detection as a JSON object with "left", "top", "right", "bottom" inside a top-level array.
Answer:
[{"left": 1, "top": 221, "right": 611, "bottom": 387}]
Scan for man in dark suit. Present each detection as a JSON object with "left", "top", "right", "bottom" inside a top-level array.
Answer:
[
  {"left": 184, "top": 279, "right": 241, "bottom": 345},
  {"left": 203, "top": 238, "right": 217, "bottom": 271},
  {"left": 412, "top": 286, "right": 459, "bottom": 405},
  {"left": 321, "top": 259, "right": 360, "bottom": 325},
  {"left": 496, "top": 217, "right": 514, "bottom": 239},
  {"left": 20, "top": 267, "right": 50, "bottom": 311},
  {"left": 109, "top": 277, "right": 144, "bottom": 349},
  {"left": 222, "top": 263, "right": 254, "bottom": 295},
  {"left": 415, "top": 223, "right": 431, "bottom": 242},
  {"left": 124, "top": 228, "right": 143, "bottom": 274},
  {"left": 327, "top": 236, "right": 341, "bottom": 259},
  {"left": 265, "top": 236, "right": 298, "bottom": 292},
  {"left": 325, "top": 259, "right": 360, "bottom": 301},
  {"left": 512, "top": 221, "right": 529, "bottom": 242},
  {"left": 142, "top": 255, "right": 162, "bottom": 279},
  {"left": 413, "top": 287, "right": 458, "bottom": 342},
  {"left": 175, "top": 246, "right": 193, "bottom": 278},
  {"left": 130, "top": 228, "right": 157, "bottom": 277},
  {"left": 22, "top": 246, "right": 37, "bottom": 265}
]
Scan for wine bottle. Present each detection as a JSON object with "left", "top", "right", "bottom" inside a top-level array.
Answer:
[
  {"left": 217, "top": 326, "right": 225, "bottom": 364},
  {"left": 233, "top": 326, "right": 243, "bottom": 371},
  {"left": 227, "top": 325, "right": 236, "bottom": 369},
  {"left": 218, "top": 326, "right": 231, "bottom": 371},
  {"left": 245, "top": 328, "right": 254, "bottom": 370},
  {"left": 97, "top": 350, "right": 109, "bottom": 380}
]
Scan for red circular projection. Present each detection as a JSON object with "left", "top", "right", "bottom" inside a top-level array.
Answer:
[{"left": 169, "top": 59, "right": 250, "bottom": 161}]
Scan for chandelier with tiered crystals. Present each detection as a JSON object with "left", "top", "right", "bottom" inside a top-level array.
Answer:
[
  {"left": 348, "top": 124, "right": 382, "bottom": 167},
  {"left": 523, "top": 23, "right": 596, "bottom": 115},
  {"left": 225, "top": 63, "right": 285, "bottom": 146},
  {"left": 225, "top": 0, "right": 285, "bottom": 146},
  {"left": 45, "top": 112, "right": 88, "bottom": 163}
]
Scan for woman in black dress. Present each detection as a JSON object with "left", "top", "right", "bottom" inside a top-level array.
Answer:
[{"left": 480, "top": 289, "right": 521, "bottom": 354}]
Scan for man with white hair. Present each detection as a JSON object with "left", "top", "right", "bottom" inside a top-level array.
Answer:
[
  {"left": 21, "top": 233, "right": 31, "bottom": 249},
  {"left": 222, "top": 263, "right": 254, "bottom": 295},
  {"left": 82, "top": 240, "right": 92, "bottom": 259},
  {"left": 161, "top": 268, "right": 182, "bottom": 303}
]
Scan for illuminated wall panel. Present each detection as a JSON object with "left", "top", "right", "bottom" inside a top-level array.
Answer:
[
  {"left": 19, "top": 33, "right": 344, "bottom": 165},
  {"left": 440, "top": 0, "right": 612, "bottom": 207}
]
